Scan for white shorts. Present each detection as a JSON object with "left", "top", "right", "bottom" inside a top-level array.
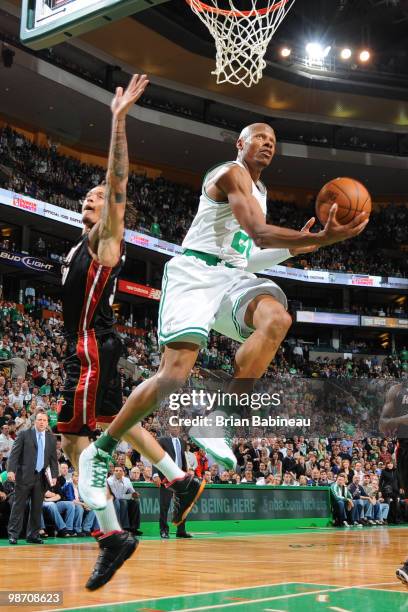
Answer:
[{"left": 158, "top": 253, "right": 288, "bottom": 348}]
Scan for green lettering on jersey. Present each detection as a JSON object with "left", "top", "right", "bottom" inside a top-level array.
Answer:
[{"left": 231, "top": 230, "right": 253, "bottom": 259}]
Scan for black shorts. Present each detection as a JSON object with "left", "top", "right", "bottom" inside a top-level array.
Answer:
[
  {"left": 58, "top": 330, "right": 123, "bottom": 435},
  {"left": 396, "top": 441, "right": 408, "bottom": 494}
]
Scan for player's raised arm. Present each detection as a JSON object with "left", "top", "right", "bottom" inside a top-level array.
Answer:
[
  {"left": 218, "top": 165, "right": 369, "bottom": 250},
  {"left": 96, "top": 74, "right": 149, "bottom": 266}
]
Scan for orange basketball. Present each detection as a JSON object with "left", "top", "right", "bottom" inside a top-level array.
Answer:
[{"left": 315, "top": 177, "right": 372, "bottom": 226}]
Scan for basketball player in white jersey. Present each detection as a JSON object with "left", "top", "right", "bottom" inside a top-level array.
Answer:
[{"left": 79, "top": 123, "right": 369, "bottom": 507}]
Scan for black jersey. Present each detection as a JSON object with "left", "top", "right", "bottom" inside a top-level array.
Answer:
[
  {"left": 394, "top": 382, "right": 408, "bottom": 446},
  {"left": 61, "top": 235, "right": 124, "bottom": 336}
]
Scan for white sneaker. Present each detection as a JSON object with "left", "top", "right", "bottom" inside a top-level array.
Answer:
[
  {"left": 190, "top": 425, "right": 237, "bottom": 470},
  {"left": 78, "top": 443, "right": 110, "bottom": 510}
]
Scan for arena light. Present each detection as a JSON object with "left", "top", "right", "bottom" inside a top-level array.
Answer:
[
  {"left": 306, "top": 42, "right": 331, "bottom": 61},
  {"left": 280, "top": 47, "right": 291, "bottom": 58},
  {"left": 340, "top": 48, "right": 352, "bottom": 60},
  {"left": 359, "top": 50, "right": 370, "bottom": 62},
  {"left": 306, "top": 42, "right": 323, "bottom": 59}
]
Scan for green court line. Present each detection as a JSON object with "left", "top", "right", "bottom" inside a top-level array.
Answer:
[
  {"left": 41, "top": 582, "right": 407, "bottom": 612},
  {"left": 1, "top": 524, "right": 408, "bottom": 547}
]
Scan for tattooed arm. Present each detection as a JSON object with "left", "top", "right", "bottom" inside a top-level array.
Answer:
[{"left": 92, "top": 74, "right": 149, "bottom": 266}]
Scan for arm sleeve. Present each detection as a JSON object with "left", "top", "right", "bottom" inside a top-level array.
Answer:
[
  {"left": 50, "top": 436, "right": 59, "bottom": 479},
  {"left": 246, "top": 248, "right": 292, "bottom": 273},
  {"left": 330, "top": 484, "right": 343, "bottom": 501}
]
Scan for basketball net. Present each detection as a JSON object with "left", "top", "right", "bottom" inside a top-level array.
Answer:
[{"left": 186, "top": 0, "right": 295, "bottom": 88}]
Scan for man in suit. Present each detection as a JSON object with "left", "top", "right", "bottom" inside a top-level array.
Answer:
[
  {"left": 156, "top": 426, "right": 200, "bottom": 539},
  {"left": 7, "top": 412, "right": 59, "bottom": 544}
]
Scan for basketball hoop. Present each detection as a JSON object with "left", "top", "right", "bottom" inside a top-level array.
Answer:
[{"left": 185, "top": 0, "right": 296, "bottom": 87}]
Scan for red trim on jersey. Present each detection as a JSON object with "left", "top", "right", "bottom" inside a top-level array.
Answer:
[
  {"left": 59, "top": 259, "right": 112, "bottom": 432},
  {"left": 86, "top": 265, "right": 111, "bottom": 328},
  {"left": 79, "top": 260, "right": 112, "bottom": 331},
  {"left": 68, "top": 329, "right": 100, "bottom": 431},
  {"left": 85, "top": 329, "right": 100, "bottom": 430}
]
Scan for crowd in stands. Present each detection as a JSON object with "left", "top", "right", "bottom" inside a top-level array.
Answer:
[{"left": 1, "top": 126, "right": 407, "bottom": 277}]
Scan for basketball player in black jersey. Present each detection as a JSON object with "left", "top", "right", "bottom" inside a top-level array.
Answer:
[
  {"left": 379, "top": 380, "right": 408, "bottom": 586},
  {"left": 58, "top": 74, "right": 204, "bottom": 590}
]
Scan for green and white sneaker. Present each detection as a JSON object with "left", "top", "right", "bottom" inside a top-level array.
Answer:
[
  {"left": 78, "top": 443, "right": 110, "bottom": 510},
  {"left": 190, "top": 413, "right": 237, "bottom": 470}
]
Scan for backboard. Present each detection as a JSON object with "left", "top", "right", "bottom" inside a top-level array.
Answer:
[{"left": 20, "top": 0, "right": 169, "bottom": 50}]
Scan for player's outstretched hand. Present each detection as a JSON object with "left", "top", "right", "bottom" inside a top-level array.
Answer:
[
  {"left": 111, "top": 74, "right": 149, "bottom": 119},
  {"left": 318, "top": 203, "right": 369, "bottom": 247},
  {"left": 289, "top": 217, "right": 320, "bottom": 256}
]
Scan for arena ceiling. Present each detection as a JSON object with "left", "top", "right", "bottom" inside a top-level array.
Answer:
[
  {"left": 5, "top": 1, "right": 408, "bottom": 126},
  {"left": 1, "top": 1, "right": 408, "bottom": 197}
]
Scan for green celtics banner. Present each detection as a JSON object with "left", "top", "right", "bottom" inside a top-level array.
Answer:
[{"left": 134, "top": 484, "right": 330, "bottom": 522}]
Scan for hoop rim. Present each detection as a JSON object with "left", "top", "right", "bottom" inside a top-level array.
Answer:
[{"left": 185, "top": 0, "right": 290, "bottom": 18}]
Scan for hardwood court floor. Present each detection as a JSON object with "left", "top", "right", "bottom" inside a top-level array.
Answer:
[{"left": 1, "top": 527, "right": 407, "bottom": 612}]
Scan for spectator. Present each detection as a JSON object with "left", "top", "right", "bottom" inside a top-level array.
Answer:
[
  {"left": 0, "top": 425, "right": 13, "bottom": 459},
  {"left": 241, "top": 468, "right": 256, "bottom": 484},
  {"left": 107, "top": 466, "right": 141, "bottom": 535},
  {"left": 62, "top": 472, "right": 98, "bottom": 535},
  {"left": 330, "top": 473, "right": 355, "bottom": 527},
  {"left": 14, "top": 407, "right": 31, "bottom": 433},
  {"left": 195, "top": 448, "right": 209, "bottom": 479},
  {"left": 379, "top": 461, "right": 401, "bottom": 524},
  {"left": 42, "top": 488, "right": 71, "bottom": 537},
  {"left": 282, "top": 448, "right": 296, "bottom": 475}
]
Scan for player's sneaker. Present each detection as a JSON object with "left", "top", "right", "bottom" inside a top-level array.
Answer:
[
  {"left": 168, "top": 474, "right": 206, "bottom": 526},
  {"left": 79, "top": 443, "right": 110, "bottom": 510},
  {"left": 85, "top": 530, "right": 138, "bottom": 590},
  {"left": 396, "top": 561, "right": 408, "bottom": 587}
]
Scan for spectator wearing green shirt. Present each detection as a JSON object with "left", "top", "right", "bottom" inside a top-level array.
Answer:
[
  {"left": 0, "top": 344, "right": 11, "bottom": 360},
  {"left": 24, "top": 299, "right": 35, "bottom": 316},
  {"left": 47, "top": 401, "right": 59, "bottom": 431},
  {"left": 330, "top": 473, "right": 355, "bottom": 527},
  {"left": 150, "top": 217, "right": 161, "bottom": 238},
  {"left": 39, "top": 378, "right": 52, "bottom": 396}
]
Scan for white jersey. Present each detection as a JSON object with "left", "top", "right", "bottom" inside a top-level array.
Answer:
[{"left": 182, "top": 160, "right": 266, "bottom": 269}]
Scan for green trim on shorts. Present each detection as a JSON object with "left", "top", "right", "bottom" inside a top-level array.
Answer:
[
  {"left": 158, "top": 329, "right": 208, "bottom": 347},
  {"left": 231, "top": 291, "right": 251, "bottom": 341},
  {"left": 157, "top": 262, "right": 169, "bottom": 338},
  {"left": 159, "top": 326, "right": 209, "bottom": 338}
]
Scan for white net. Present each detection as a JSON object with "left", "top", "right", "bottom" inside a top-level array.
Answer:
[{"left": 186, "top": 0, "right": 295, "bottom": 87}]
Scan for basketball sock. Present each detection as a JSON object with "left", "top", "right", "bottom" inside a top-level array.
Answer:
[
  {"left": 154, "top": 453, "right": 185, "bottom": 482},
  {"left": 95, "top": 499, "right": 122, "bottom": 534},
  {"left": 94, "top": 431, "right": 119, "bottom": 455}
]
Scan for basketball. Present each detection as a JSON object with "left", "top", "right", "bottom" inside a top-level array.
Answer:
[{"left": 315, "top": 177, "right": 372, "bottom": 226}]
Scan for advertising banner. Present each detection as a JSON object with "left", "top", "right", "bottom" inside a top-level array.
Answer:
[
  {"left": 296, "top": 311, "right": 360, "bottom": 326},
  {"left": 118, "top": 279, "right": 161, "bottom": 301},
  {"left": 0, "top": 248, "right": 59, "bottom": 275},
  {"left": 361, "top": 315, "right": 408, "bottom": 329},
  {"left": 134, "top": 484, "right": 331, "bottom": 522}
]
